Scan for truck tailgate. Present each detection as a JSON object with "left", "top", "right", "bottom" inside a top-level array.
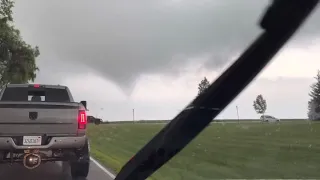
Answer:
[{"left": 0, "top": 102, "right": 80, "bottom": 136}]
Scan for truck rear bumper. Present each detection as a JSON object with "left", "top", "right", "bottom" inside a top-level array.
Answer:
[{"left": 0, "top": 136, "right": 87, "bottom": 150}]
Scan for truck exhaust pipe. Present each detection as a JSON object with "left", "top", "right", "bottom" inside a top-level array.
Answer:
[{"left": 23, "top": 153, "right": 41, "bottom": 169}]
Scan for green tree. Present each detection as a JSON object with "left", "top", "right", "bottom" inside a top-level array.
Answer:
[
  {"left": 253, "top": 94, "right": 267, "bottom": 116},
  {"left": 198, "top": 77, "right": 210, "bottom": 95},
  {"left": 308, "top": 70, "right": 320, "bottom": 120},
  {"left": 0, "top": 0, "right": 39, "bottom": 86}
]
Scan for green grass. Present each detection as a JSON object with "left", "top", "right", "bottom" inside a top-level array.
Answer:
[{"left": 87, "top": 121, "right": 320, "bottom": 179}]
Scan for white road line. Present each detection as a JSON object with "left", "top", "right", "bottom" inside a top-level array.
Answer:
[
  {"left": 90, "top": 157, "right": 116, "bottom": 179},
  {"left": 56, "top": 157, "right": 116, "bottom": 179}
]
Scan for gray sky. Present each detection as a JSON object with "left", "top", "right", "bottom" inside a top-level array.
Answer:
[{"left": 11, "top": 0, "right": 320, "bottom": 120}]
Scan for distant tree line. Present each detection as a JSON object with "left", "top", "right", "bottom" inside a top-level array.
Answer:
[{"left": 198, "top": 71, "right": 320, "bottom": 121}]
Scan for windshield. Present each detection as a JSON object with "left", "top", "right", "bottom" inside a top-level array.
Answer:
[{"left": 0, "top": 0, "right": 319, "bottom": 180}]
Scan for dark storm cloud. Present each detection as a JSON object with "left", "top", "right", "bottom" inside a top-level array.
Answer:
[
  {"left": 12, "top": 0, "right": 320, "bottom": 93},
  {"left": 33, "top": 58, "right": 91, "bottom": 84}
]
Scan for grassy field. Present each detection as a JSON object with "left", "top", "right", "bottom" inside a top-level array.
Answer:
[{"left": 87, "top": 121, "right": 320, "bottom": 179}]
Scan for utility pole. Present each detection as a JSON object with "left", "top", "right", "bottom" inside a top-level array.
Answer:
[
  {"left": 132, "top": 109, "right": 135, "bottom": 123},
  {"left": 236, "top": 106, "right": 239, "bottom": 123}
]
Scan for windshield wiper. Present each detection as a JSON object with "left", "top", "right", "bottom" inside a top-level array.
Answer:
[{"left": 114, "top": 1, "right": 319, "bottom": 180}]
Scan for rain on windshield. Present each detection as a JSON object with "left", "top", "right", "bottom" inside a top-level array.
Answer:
[{"left": 1, "top": 0, "right": 320, "bottom": 180}]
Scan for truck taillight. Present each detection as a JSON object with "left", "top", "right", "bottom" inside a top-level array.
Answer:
[{"left": 78, "top": 110, "right": 87, "bottom": 129}]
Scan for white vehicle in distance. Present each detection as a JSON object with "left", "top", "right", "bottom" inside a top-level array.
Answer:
[{"left": 260, "top": 115, "right": 280, "bottom": 122}]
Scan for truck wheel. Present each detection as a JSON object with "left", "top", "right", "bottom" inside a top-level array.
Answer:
[{"left": 70, "top": 139, "right": 90, "bottom": 178}]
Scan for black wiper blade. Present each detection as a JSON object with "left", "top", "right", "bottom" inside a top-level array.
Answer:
[{"left": 114, "top": 1, "right": 319, "bottom": 180}]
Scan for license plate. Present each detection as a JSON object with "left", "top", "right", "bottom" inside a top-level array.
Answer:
[{"left": 23, "top": 136, "right": 42, "bottom": 146}]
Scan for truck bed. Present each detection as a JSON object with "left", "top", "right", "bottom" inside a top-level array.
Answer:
[{"left": 0, "top": 101, "right": 80, "bottom": 136}]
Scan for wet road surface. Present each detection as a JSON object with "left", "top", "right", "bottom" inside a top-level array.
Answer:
[{"left": 0, "top": 160, "right": 114, "bottom": 180}]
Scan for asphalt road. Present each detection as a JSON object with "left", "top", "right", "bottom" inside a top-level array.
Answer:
[{"left": 0, "top": 159, "right": 114, "bottom": 180}]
